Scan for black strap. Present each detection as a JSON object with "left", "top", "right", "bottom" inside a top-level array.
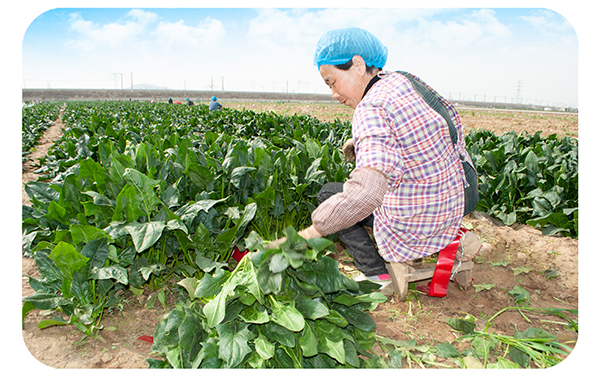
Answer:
[
  {"left": 361, "top": 70, "right": 478, "bottom": 214},
  {"left": 395, "top": 71, "right": 458, "bottom": 146},
  {"left": 362, "top": 74, "right": 381, "bottom": 99},
  {"left": 361, "top": 71, "right": 458, "bottom": 146},
  {"left": 396, "top": 71, "right": 479, "bottom": 214}
]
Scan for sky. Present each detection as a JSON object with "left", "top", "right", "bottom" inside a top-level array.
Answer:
[{"left": 19, "top": 4, "right": 580, "bottom": 108}]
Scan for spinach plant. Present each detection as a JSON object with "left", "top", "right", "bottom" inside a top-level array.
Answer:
[
  {"left": 466, "top": 129, "right": 578, "bottom": 237},
  {"left": 148, "top": 227, "right": 389, "bottom": 368}
]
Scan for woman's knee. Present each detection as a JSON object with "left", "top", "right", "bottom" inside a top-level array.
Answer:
[{"left": 318, "top": 182, "right": 344, "bottom": 204}]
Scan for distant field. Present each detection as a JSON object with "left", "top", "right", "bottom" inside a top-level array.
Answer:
[{"left": 22, "top": 88, "right": 333, "bottom": 103}]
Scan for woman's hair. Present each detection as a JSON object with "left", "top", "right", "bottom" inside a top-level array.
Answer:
[{"left": 335, "top": 59, "right": 381, "bottom": 74}]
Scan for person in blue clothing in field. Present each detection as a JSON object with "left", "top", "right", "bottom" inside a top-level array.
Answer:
[{"left": 209, "top": 96, "right": 222, "bottom": 110}]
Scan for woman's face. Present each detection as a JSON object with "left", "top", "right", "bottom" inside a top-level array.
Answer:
[{"left": 319, "top": 56, "right": 370, "bottom": 110}]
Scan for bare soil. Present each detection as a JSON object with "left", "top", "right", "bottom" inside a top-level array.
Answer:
[{"left": 20, "top": 102, "right": 579, "bottom": 369}]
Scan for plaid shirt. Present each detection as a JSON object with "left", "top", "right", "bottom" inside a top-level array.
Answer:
[{"left": 353, "top": 71, "right": 467, "bottom": 262}]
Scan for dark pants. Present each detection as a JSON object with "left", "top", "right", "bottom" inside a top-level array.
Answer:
[{"left": 318, "top": 183, "right": 388, "bottom": 276}]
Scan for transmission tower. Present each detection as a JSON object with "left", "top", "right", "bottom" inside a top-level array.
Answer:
[
  {"left": 515, "top": 79, "right": 523, "bottom": 104},
  {"left": 110, "top": 73, "right": 119, "bottom": 89}
]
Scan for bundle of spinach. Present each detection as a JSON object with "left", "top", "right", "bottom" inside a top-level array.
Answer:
[{"left": 148, "top": 227, "right": 388, "bottom": 369}]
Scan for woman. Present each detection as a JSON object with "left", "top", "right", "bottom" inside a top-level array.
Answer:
[{"left": 273, "top": 27, "right": 473, "bottom": 290}]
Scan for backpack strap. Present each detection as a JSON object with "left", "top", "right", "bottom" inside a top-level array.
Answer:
[
  {"left": 396, "top": 71, "right": 458, "bottom": 146},
  {"left": 395, "top": 70, "right": 479, "bottom": 215}
]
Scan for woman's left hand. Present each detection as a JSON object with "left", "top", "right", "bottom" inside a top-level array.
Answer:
[
  {"left": 264, "top": 225, "right": 322, "bottom": 250},
  {"left": 298, "top": 225, "right": 322, "bottom": 240}
]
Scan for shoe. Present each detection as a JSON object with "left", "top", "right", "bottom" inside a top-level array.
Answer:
[{"left": 354, "top": 273, "right": 394, "bottom": 295}]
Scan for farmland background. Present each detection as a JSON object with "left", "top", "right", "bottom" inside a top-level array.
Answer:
[
  {"left": 22, "top": 88, "right": 576, "bottom": 113},
  {"left": 21, "top": 95, "right": 578, "bottom": 369}
]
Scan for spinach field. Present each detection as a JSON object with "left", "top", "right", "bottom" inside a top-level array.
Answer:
[{"left": 21, "top": 101, "right": 578, "bottom": 369}]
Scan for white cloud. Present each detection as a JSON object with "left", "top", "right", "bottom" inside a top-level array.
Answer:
[
  {"left": 153, "top": 17, "right": 226, "bottom": 48},
  {"left": 239, "top": 8, "right": 523, "bottom": 96},
  {"left": 243, "top": 8, "right": 440, "bottom": 78},
  {"left": 404, "top": 8, "right": 511, "bottom": 51},
  {"left": 519, "top": 9, "right": 576, "bottom": 38},
  {"left": 127, "top": 9, "right": 159, "bottom": 26},
  {"left": 246, "top": 9, "right": 321, "bottom": 55},
  {"left": 67, "top": 9, "right": 158, "bottom": 50},
  {"left": 469, "top": 9, "right": 512, "bottom": 39},
  {"left": 245, "top": 8, "right": 438, "bottom": 53}
]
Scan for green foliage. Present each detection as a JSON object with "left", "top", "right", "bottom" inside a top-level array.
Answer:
[
  {"left": 149, "top": 228, "right": 387, "bottom": 369},
  {"left": 21, "top": 101, "right": 579, "bottom": 366},
  {"left": 22, "top": 101, "right": 351, "bottom": 338},
  {"left": 465, "top": 129, "right": 578, "bottom": 237},
  {"left": 442, "top": 286, "right": 577, "bottom": 369},
  {"left": 445, "top": 307, "right": 575, "bottom": 369},
  {"left": 372, "top": 305, "right": 576, "bottom": 369}
]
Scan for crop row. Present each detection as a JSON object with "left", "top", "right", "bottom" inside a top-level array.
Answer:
[{"left": 22, "top": 102, "right": 62, "bottom": 162}]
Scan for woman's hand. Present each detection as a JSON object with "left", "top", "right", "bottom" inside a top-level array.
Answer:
[
  {"left": 264, "top": 225, "right": 322, "bottom": 250},
  {"left": 342, "top": 139, "right": 355, "bottom": 162},
  {"left": 298, "top": 225, "right": 322, "bottom": 240},
  {"left": 264, "top": 236, "right": 287, "bottom": 250}
]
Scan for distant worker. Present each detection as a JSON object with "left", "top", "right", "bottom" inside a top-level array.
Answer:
[
  {"left": 209, "top": 96, "right": 222, "bottom": 111},
  {"left": 187, "top": 98, "right": 194, "bottom": 106},
  {"left": 168, "top": 97, "right": 173, "bottom": 104}
]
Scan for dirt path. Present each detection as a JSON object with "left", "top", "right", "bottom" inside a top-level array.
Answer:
[
  {"left": 22, "top": 105, "right": 65, "bottom": 206},
  {"left": 20, "top": 103, "right": 579, "bottom": 369},
  {"left": 21, "top": 106, "right": 166, "bottom": 368}
]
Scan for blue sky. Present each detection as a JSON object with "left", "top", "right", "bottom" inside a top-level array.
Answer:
[{"left": 19, "top": 5, "right": 580, "bottom": 108}]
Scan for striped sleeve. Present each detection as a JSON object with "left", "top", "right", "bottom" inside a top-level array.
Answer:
[{"left": 311, "top": 167, "right": 388, "bottom": 236}]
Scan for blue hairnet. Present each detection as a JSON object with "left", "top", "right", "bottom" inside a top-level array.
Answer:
[
  {"left": 314, "top": 27, "right": 388, "bottom": 70},
  {"left": 211, "top": 96, "right": 217, "bottom": 101}
]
